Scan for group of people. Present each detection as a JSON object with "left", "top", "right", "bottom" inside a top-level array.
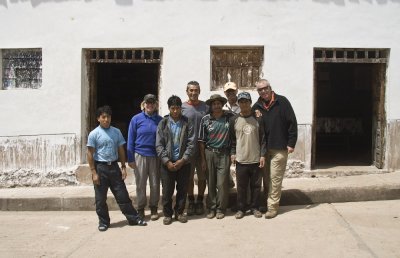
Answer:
[{"left": 86, "top": 79, "right": 298, "bottom": 231}]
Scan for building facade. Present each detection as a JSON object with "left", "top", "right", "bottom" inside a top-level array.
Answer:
[{"left": 1, "top": 0, "right": 399, "bottom": 186}]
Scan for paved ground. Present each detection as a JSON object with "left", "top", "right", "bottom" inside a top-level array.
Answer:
[{"left": 0, "top": 200, "right": 399, "bottom": 258}]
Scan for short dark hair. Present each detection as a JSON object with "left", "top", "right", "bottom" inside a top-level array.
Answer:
[
  {"left": 96, "top": 105, "right": 112, "bottom": 118},
  {"left": 186, "top": 80, "right": 200, "bottom": 91},
  {"left": 167, "top": 95, "right": 182, "bottom": 108}
]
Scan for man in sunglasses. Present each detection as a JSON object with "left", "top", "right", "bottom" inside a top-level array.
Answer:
[{"left": 253, "top": 79, "right": 298, "bottom": 219}]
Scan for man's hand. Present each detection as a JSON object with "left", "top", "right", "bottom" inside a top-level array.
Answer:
[
  {"left": 287, "top": 146, "right": 294, "bottom": 154},
  {"left": 259, "top": 157, "right": 265, "bottom": 168},
  {"left": 255, "top": 109, "right": 262, "bottom": 118},
  {"left": 121, "top": 167, "right": 127, "bottom": 180},
  {"left": 92, "top": 172, "right": 100, "bottom": 185},
  {"left": 128, "top": 162, "right": 137, "bottom": 169},
  {"left": 166, "top": 161, "right": 176, "bottom": 171},
  {"left": 173, "top": 159, "right": 185, "bottom": 170}
]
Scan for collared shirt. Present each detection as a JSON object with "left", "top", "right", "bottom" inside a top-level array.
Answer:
[
  {"left": 223, "top": 102, "right": 241, "bottom": 114},
  {"left": 198, "top": 112, "right": 233, "bottom": 149},
  {"left": 87, "top": 125, "right": 126, "bottom": 162},
  {"left": 169, "top": 116, "right": 183, "bottom": 161}
]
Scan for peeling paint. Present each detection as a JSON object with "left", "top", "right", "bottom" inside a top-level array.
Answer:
[{"left": 0, "top": 134, "right": 81, "bottom": 187}]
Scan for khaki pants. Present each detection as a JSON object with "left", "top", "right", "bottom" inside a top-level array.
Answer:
[{"left": 265, "top": 149, "right": 288, "bottom": 211}]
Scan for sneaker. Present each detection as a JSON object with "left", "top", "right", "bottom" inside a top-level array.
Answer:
[
  {"left": 187, "top": 202, "right": 195, "bottom": 216},
  {"left": 150, "top": 207, "right": 159, "bottom": 221},
  {"left": 206, "top": 210, "right": 216, "bottom": 219},
  {"left": 265, "top": 210, "right": 278, "bottom": 219},
  {"left": 138, "top": 209, "right": 145, "bottom": 220},
  {"left": 175, "top": 213, "right": 188, "bottom": 223},
  {"left": 195, "top": 202, "right": 205, "bottom": 215},
  {"left": 253, "top": 210, "right": 262, "bottom": 218},
  {"left": 98, "top": 224, "right": 108, "bottom": 232},
  {"left": 235, "top": 211, "right": 245, "bottom": 219},
  {"left": 163, "top": 217, "right": 172, "bottom": 225},
  {"left": 128, "top": 218, "right": 147, "bottom": 226},
  {"left": 216, "top": 211, "right": 225, "bottom": 219}
]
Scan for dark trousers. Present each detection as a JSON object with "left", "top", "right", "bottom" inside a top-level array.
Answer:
[
  {"left": 161, "top": 163, "right": 191, "bottom": 217},
  {"left": 94, "top": 163, "right": 139, "bottom": 226},
  {"left": 236, "top": 162, "right": 262, "bottom": 212}
]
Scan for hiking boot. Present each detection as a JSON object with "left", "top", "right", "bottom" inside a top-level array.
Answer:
[
  {"left": 253, "top": 209, "right": 262, "bottom": 218},
  {"left": 150, "top": 207, "right": 159, "bottom": 221},
  {"left": 163, "top": 217, "right": 172, "bottom": 225},
  {"left": 195, "top": 201, "right": 205, "bottom": 215},
  {"left": 187, "top": 202, "right": 195, "bottom": 216},
  {"left": 216, "top": 211, "right": 225, "bottom": 219},
  {"left": 207, "top": 210, "right": 216, "bottom": 219},
  {"left": 265, "top": 210, "right": 278, "bottom": 219},
  {"left": 235, "top": 211, "right": 245, "bottom": 219},
  {"left": 138, "top": 209, "right": 145, "bottom": 220},
  {"left": 175, "top": 213, "right": 188, "bottom": 223}
]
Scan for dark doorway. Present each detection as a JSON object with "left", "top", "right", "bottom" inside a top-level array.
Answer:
[
  {"left": 314, "top": 63, "right": 382, "bottom": 167},
  {"left": 95, "top": 63, "right": 160, "bottom": 140}
]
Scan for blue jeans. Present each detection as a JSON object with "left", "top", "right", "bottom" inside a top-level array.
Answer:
[{"left": 94, "top": 162, "right": 139, "bottom": 226}]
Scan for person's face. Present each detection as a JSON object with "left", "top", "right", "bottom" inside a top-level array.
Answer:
[
  {"left": 256, "top": 81, "right": 272, "bottom": 101},
  {"left": 169, "top": 105, "right": 182, "bottom": 120},
  {"left": 144, "top": 100, "right": 156, "bottom": 114},
  {"left": 224, "top": 89, "right": 238, "bottom": 103},
  {"left": 186, "top": 85, "right": 200, "bottom": 102},
  {"left": 211, "top": 100, "right": 223, "bottom": 113},
  {"left": 238, "top": 99, "right": 252, "bottom": 112},
  {"left": 97, "top": 113, "right": 111, "bottom": 128}
]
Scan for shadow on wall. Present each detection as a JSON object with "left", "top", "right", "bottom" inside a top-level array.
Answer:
[
  {"left": 312, "top": 0, "right": 400, "bottom": 5},
  {"left": 4, "top": 0, "right": 134, "bottom": 8}
]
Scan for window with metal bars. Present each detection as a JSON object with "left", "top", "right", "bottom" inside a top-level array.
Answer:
[{"left": 1, "top": 49, "right": 42, "bottom": 89}]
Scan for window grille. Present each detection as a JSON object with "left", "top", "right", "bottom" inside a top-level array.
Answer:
[
  {"left": 2, "top": 49, "right": 42, "bottom": 89},
  {"left": 89, "top": 49, "right": 162, "bottom": 63},
  {"left": 314, "top": 48, "right": 389, "bottom": 63},
  {"left": 211, "top": 47, "right": 264, "bottom": 90}
]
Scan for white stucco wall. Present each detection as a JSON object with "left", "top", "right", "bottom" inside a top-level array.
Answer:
[
  {"left": 0, "top": 1, "right": 400, "bottom": 179},
  {"left": 1, "top": 0, "right": 400, "bottom": 135}
]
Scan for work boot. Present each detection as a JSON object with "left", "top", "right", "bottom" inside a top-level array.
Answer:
[
  {"left": 150, "top": 207, "right": 159, "bottom": 221},
  {"left": 187, "top": 196, "right": 195, "bottom": 216},
  {"left": 175, "top": 212, "right": 188, "bottom": 223},
  {"left": 265, "top": 210, "right": 278, "bottom": 219},
  {"left": 207, "top": 210, "right": 216, "bottom": 219},
  {"left": 163, "top": 217, "right": 172, "bottom": 225}
]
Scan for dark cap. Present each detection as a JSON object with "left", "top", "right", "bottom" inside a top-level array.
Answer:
[
  {"left": 237, "top": 92, "right": 252, "bottom": 102},
  {"left": 205, "top": 94, "right": 227, "bottom": 106},
  {"left": 143, "top": 94, "right": 157, "bottom": 102}
]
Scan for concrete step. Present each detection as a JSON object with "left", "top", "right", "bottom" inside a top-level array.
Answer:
[{"left": 1, "top": 171, "right": 399, "bottom": 211}]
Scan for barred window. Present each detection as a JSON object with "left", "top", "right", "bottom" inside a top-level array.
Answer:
[
  {"left": 2, "top": 49, "right": 42, "bottom": 89},
  {"left": 211, "top": 46, "right": 263, "bottom": 90}
]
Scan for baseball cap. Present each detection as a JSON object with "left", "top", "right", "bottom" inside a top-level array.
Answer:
[
  {"left": 143, "top": 94, "right": 157, "bottom": 102},
  {"left": 223, "top": 82, "right": 238, "bottom": 92},
  {"left": 237, "top": 92, "right": 252, "bottom": 102}
]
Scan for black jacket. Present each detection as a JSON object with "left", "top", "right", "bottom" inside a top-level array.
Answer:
[{"left": 252, "top": 93, "right": 298, "bottom": 150}]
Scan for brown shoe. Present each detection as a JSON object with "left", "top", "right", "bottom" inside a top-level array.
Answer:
[
  {"left": 235, "top": 211, "right": 245, "bottom": 219},
  {"left": 207, "top": 210, "right": 216, "bottom": 219},
  {"left": 253, "top": 210, "right": 262, "bottom": 218},
  {"left": 265, "top": 210, "right": 278, "bottom": 219},
  {"left": 175, "top": 213, "right": 188, "bottom": 223},
  {"left": 216, "top": 211, "right": 225, "bottom": 219},
  {"left": 163, "top": 217, "right": 172, "bottom": 225}
]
